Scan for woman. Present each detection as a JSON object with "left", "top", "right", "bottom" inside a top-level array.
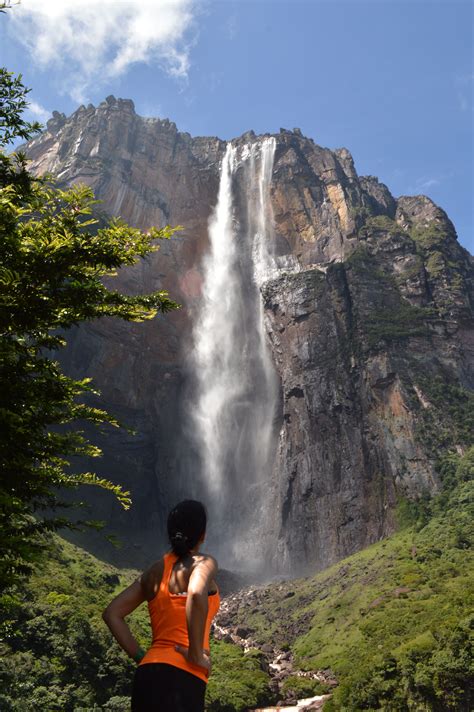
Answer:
[{"left": 102, "top": 500, "right": 220, "bottom": 711}]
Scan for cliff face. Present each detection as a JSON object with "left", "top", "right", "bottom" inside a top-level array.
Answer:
[{"left": 25, "top": 97, "right": 474, "bottom": 572}]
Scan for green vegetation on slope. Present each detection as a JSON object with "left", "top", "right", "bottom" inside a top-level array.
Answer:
[
  {"left": 0, "top": 536, "right": 141, "bottom": 710},
  {"left": 364, "top": 302, "right": 434, "bottom": 346},
  {"left": 1, "top": 457, "right": 471, "bottom": 711},
  {"left": 345, "top": 246, "right": 436, "bottom": 349},
  {"left": 0, "top": 535, "right": 272, "bottom": 711},
  {"left": 206, "top": 642, "right": 272, "bottom": 711},
  {"left": 413, "top": 376, "right": 474, "bottom": 455},
  {"left": 227, "top": 448, "right": 474, "bottom": 711},
  {"left": 409, "top": 223, "right": 448, "bottom": 250}
]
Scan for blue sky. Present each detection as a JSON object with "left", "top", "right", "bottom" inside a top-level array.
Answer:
[{"left": 1, "top": 0, "right": 472, "bottom": 251}]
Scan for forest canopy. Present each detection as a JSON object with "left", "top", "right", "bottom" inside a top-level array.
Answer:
[{"left": 0, "top": 68, "right": 179, "bottom": 590}]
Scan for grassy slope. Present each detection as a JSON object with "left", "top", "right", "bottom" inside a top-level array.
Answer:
[{"left": 228, "top": 450, "right": 474, "bottom": 711}]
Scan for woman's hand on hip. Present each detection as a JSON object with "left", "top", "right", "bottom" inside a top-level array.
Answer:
[{"left": 175, "top": 644, "right": 211, "bottom": 676}]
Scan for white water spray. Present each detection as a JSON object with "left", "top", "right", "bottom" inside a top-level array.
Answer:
[{"left": 189, "top": 138, "right": 280, "bottom": 565}]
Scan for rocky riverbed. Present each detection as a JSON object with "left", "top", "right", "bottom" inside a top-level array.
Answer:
[
  {"left": 212, "top": 584, "right": 337, "bottom": 709},
  {"left": 253, "top": 697, "right": 332, "bottom": 712}
]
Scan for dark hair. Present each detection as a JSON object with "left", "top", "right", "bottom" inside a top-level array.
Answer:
[{"left": 167, "top": 500, "right": 207, "bottom": 557}]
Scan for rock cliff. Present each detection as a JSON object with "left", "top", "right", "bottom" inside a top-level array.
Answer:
[{"left": 25, "top": 96, "right": 474, "bottom": 572}]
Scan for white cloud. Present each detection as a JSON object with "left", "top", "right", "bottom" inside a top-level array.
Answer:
[
  {"left": 226, "top": 13, "right": 238, "bottom": 41},
  {"left": 9, "top": 0, "right": 198, "bottom": 102},
  {"left": 26, "top": 99, "right": 50, "bottom": 122},
  {"left": 408, "top": 171, "right": 455, "bottom": 196},
  {"left": 416, "top": 177, "right": 440, "bottom": 191},
  {"left": 455, "top": 73, "right": 474, "bottom": 113}
]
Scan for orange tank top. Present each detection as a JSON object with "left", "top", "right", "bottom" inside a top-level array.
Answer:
[{"left": 139, "top": 551, "right": 220, "bottom": 683}]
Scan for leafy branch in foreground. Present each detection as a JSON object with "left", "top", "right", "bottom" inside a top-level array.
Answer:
[
  {"left": 0, "top": 69, "right": 180, "bottom": 589},
  {"left": 0, "top": 68, "right": 41, "bottom": 146}
]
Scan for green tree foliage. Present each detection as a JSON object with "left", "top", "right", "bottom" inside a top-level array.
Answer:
[
  {"left": 0, "top": 69, "right": 41, "bottom": 147},
  {"left": 0, "top": 536, "right": 146, "bottom": 711},
  {"left": 0, "top": 69, "right": 180, "bottom": 590}
]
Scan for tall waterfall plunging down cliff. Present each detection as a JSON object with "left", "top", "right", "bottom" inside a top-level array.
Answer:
[{"left": 189, "top": 138, "right": 280, "bottom": 567}]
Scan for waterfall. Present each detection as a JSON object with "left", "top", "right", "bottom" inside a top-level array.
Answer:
[
  {"left": 250, "top": 137, "right": 278, "bottom": 285},
  {"left": 190, "top": 142, "right": 238, "bottom": 496},
  {"left": 188, "top": 138, "right": 279, "bottom": 568}
]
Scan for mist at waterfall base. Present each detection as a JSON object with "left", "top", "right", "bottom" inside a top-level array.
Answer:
[{"left": 181, "top": 138, "right": 290, "bottom": 573}]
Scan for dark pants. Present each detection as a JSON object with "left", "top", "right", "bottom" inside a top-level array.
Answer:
[{"left": 131, "top": 663, "right": 206, "bottom": 712}]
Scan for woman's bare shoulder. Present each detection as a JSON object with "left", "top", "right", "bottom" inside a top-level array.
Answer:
[
  {"left": 140, "top": 556, "right": 165, "bottom": 601},
  {"left": 192, "top": 553, "right": 218, "bottom": 571}
]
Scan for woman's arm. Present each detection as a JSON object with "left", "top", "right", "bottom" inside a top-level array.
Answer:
[
  {"left": 102, "top": 559, "right": 163, "bottom": 662},
  {"left": 176, "top": 555, "right": 218, "bottom": 672},
  {"left": 102, "top": 579, "right": 146, "bottom": 660}
]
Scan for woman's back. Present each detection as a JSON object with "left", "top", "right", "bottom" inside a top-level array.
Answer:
[
  {"left": 138, "top": 551, "right": 220, "bottom": 683},
  {"left": 167, "top": 553, "right": 218, "bottom": 596},
  {"left": 103, "top": 499, "right": 218, "bottom": 712}
]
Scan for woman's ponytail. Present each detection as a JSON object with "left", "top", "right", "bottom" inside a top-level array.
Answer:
[
  {"left": 167, "top": 500, "right": 207, "bottom": 557},
  {"left": 169, "top": 531, "right": 190, "bottom": 557}
]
